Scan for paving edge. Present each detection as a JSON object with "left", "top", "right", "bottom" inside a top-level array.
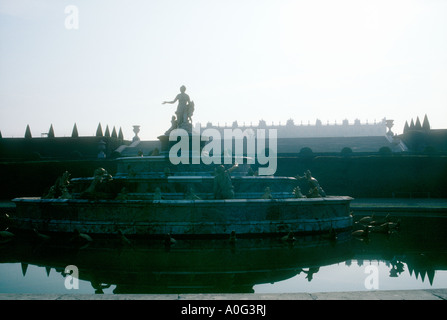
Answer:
[{"left": 0, "top": 289, "right": 446, "bottom": 300}]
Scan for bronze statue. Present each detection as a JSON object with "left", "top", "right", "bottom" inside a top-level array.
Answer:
[
  {"left": 293, "top": 186, "right": 305, "bottom": 198},
  {"left": 213, "top": 163, "right": 238, "bottom": 199},
  {"left": 296, "top": 170, "right": 326, "bottom": 198},
  {"left": 81, "top": 168, "right": 113, "bottom": 199},
  {"left": 261, "top": 187, "right": 273, "bottom": 199},
  {"left": 43, "top": 171, "right": 71, "bottom": 199},
  {"left": 116, "top": 187, "right": 129, "bottom": 200},
  {"left": 162, "top": 85, "right": 194, "bottom": 129},
  {"left": 164, "top": 115, "right": 178, "bottom": 135},
  {"left": 153, "top": 187, "right": 163, "bottom": 200},
  {"left": 185, "top": 186, "right": 201, "bottom": 200}
]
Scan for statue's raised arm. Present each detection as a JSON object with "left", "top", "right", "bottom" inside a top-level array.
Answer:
[{"left": 162, "top": 94, "right": 181, "bottom": 105}]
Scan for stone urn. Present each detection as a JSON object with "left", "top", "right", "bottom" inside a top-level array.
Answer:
[{"left": 132, "top": 125, "right": 141, "bottom": 142}]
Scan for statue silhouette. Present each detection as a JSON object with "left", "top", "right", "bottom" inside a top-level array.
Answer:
[{"left": 162, "top": 85, "right": 194, "bottom": 129}]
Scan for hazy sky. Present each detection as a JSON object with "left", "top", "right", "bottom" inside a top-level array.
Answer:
[{"left": 1, "top": 0, "right": 446, "bottom": 140}]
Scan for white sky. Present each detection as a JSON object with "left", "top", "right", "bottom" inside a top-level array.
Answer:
[{"left": 1, "top": 0, "right": 446, "bottom": 140}]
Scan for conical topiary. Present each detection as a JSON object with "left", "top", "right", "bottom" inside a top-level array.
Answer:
[
  {"left": 96, "top": 123, "right": 103, "bottom": 137},
  {"left": 403, "top": 121, "right": 409, "bottom": 134},
  {"left": 422, "top": 114, "right": 430, "bottom": 131},
  {"left": 415, "top": 117, "right": 422, "bottom": 130},
  {"left": 72, "top": 123, "right": 79, "bottom": 138},
  {"left": 48, "top": 124, "right": 55, "bottom": 138},
  {"left": 25, "top": 125, "right": 32, "bottom": 138},
  {"left": 104, "top": 125, "right": 110, "bottom": 137}
]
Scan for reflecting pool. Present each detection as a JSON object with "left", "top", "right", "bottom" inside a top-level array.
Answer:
[{"left": 1, "top": 213, "right": 446, "bottom": 294}]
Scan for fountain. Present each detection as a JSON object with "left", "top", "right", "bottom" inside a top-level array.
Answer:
[{"left": 10, "top": 88, "right": 353, "bottom": 238}]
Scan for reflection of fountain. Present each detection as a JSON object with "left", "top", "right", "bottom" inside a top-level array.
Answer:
[
  {"left": 2, "top": 213, "right": 447, "bottom": 294},
  {"left": 350, "top": 214, "right": 447, "bottom": 286},
  {"left": 389, "top": 256, "right": 406, "bottom": 277},
  {"left": 0, "top": 234, "right": 353, "bottom": 294}
]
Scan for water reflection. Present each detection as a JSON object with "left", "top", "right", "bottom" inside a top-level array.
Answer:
[{"left": 0, "top": 215, "right": 446, "bottom": 294}]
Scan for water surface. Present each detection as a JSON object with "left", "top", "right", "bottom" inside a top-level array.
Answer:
[{"left": 1, "top": 214, "right": 446, "bottom": 294}]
